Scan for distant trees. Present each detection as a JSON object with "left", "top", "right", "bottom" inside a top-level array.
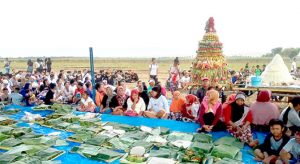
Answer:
[{"left": 262, "top": 47, "right": 300, "bottom": 59}]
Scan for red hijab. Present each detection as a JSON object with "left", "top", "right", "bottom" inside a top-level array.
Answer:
[
  {"left": 185, "top": 94, "right": 198, "bottom": 107},
  {"left": 130, "top": 89, "right": 140, "bottom": 102}
]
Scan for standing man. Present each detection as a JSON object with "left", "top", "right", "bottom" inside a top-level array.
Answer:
[
  {"left": 4, "top": 58, "right": 11, "bottom": 74},
  {"left": 291, "top": 57, "right": 297, "bottom": 74},
  {"left": 149, "top": 58, "right": 158, "bottom": 84},
  {"left": 196, "top": 77, "right": 210, "bottom": 103}
]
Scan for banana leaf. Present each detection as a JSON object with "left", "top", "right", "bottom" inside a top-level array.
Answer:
[
  {"left": 0, "top": 138, "right": 22, "bottom": 148},
  {"left": 0, "top": 126, "right": 14, "bottom": 135},
  {"left": 53, "top": 122, "right": 72, "bottom": 130},
  {"left": 149, "top": 148, "right": 177, "bottom": 159},
  {"left": 21, "top": 136, "right": 58, "bottom": 146},
  {"left": 192, "top": 133, "right": 212, "bottom": 143},
  {"left": 107, "top": 138, "right": 131, "bottom": 151},
  {"left": 54, "top": 139, "right": 68, "bottom": 146},
  {"left": 79, "top": 118, "right": 101, "bottom": 127},
  {"left": 213, "top": 136, "right": 244, "bottom": 149},
  {"left": 12, "top": 127, "right": 32, "bottom": 138},
  {"left": 131, "top": 141, "right": 154, "bottom": 151},
  {"left": 67, "top": 132, "right": 94, "bottom": 143},
  {"left": 106, "top": 122, "right": 137, "bottom": 131},
  {"left": 189, "top": 142, "right": 213, "bottom": 154},
  {"left": 44, "top": 118, "right": 63, "bottom": 127},
  {"left": 60, "top": 114, "right": 80, "bottom": 123},
  {"left": 167, "top": 132, "right": 194, "bottom": 142},
  {"left": 90, "top": 147, "right": 123, "bottom": 162},
  {"left": 122, "top": 131, "right": 148, "bottom": 141},
  {"left": 85, "top": 135, "right": 109, "bottom": 146},
  {"left": 5, "top": 144, "right": 48, "bottom": 156},
  {"left": 65, "top": 124, "right": 83, "bottom": 132},
  {"left": 145, "top": 135, "right": 167, "bottom": 144},
  {"left": 34, "top": 148, "right": 64, "bottom": 160},
  {"left": 0, "top": 153, "right": 22, "bottom": 163},
  {"left": 70, "top": 144, "right": 100, "bottom": 156},
  {"left": 0, "top": 133, "right": 9, "bottom": 142},
  {"left": 214, "top": 158, "right": 243, "bottom": 164},
  {"left": 0, "top": 116, "right": 17, "bottom": 126},
  {"left": 85, "top": 126, "right": 103, "bottom": 134},
  {"left": 10, "top": 156, "right": 41, "bottom": 164},
  {"left": 18, "top": 133, "right": 44, "bottom": 139},
  {"left": 211, "top": 144, "right": 240, "bottom": 159},
  {"left": 1, "top": 108, "right": 20, "bottom": 115}
]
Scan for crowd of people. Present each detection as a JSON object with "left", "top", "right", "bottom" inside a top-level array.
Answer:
[{"left": 0, "top": 57, "right": 299, "bottom": 163}]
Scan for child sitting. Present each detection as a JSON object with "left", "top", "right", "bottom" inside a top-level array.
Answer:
[
  {"left": 277, "top": 127, "right": 300, "bottom": 164},
  {"left": 254, "top": 119, "right": 290, "bottom": 163},
  {"left": 77, "top": 91, "right": 96, "bottom": 112}
]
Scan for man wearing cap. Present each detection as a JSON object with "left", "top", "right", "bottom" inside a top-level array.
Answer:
[
  {"left": 147, "top": 79, "right": 155, "bottom": 94},
  {"left": 196, "top": 77, "right": 210, "bottom": 103}
]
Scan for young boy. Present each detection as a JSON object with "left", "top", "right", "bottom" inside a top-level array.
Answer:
[
  {"left": 277, "top": 127, "right": 300, "bottom": 164},
  {"left": 9, "top": 87, "right": 23, "bottom": 105},
  {"left": 254, "top": 119, "right": 290, "bottom": 163},
  {"left": 279, "top": 96, "right": 300, "bottom": 136}
]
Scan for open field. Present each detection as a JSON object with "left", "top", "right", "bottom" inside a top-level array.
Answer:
[{"left": 3, "top": 57, "right": 296, "bottom": 84}]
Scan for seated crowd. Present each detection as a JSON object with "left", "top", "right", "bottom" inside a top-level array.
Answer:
[{"left": 0, "top": 70, "right": 299, "bottom": 163}]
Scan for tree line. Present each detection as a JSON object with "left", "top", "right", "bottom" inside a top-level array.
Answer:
[{"left": 262, "top": 47, "right": 300, "bottom": 59}]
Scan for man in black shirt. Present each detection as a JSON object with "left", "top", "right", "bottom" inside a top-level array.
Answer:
[
  {"left": 196, "top": 77, "right": 210, "bottom": 103},
  {"left": 44, "top": 83, "right": 59, "bottom": 105}
]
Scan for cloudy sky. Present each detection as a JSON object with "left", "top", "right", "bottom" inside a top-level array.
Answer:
[{"left": 0, "top": 0, "right": 299, "bottom": 58}]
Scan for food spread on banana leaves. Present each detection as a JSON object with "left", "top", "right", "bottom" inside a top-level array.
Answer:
[{"left": 0, "top": 104, "right": 246, "bottom": 164}]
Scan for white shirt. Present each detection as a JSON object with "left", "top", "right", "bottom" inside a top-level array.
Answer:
[
  {"left": 180, "top": 76, "right": 191, "bottom": 83},
  {"left": 149, "top": 64, "right": 158, "bottom": 76},
  {"left": 283, "top": 138, "right": 300, "bottom": 159},
  {"left": 279, "top": 107, "right": 300, "bottom": 127},
  {"left": 80, "top": 97, "right": 95, "bottom": 106},
  {"left": 69, "top": 85, "right": 77, "bottom": 95},
  {"left": 127, "top": 98, "right": 146, "bottom": 113},
  {"left": 291, "top": 61, "right": 296, "bottom": 72},
  {"left": 148, "top": 95, "right": 169, "bottom": 113}
]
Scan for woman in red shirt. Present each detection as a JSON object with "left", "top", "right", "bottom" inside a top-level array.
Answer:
[
  {"left": 197, "top": 89, "right": 225, "bottom": 132},
  {"left": 223, "top": 92, "right": 258, "bottom": 147}
]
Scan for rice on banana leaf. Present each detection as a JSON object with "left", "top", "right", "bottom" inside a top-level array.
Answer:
[
  {"left": 5, "top": 144, "right": 49, "bottom": 156},
  {"left": 0, "top": 153, "right": 21, "bottom": 163},
  {"left": 90, "top": 147, "right": 123, "bottom": 161}
]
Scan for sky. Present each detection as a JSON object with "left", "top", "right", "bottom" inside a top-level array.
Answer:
[{"left": 0, "top": 0, "right": 299, "bottom": 58}]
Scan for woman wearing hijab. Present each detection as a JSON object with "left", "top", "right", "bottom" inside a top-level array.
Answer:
[
  {"left": 109, "top": 86, "right": 128, "bottom": 115},
  {"left": 169, "top": 91, "right": 185, "bottom": 120},
  {"left": 100, "top": 86, "right": 115, "bottom": 114},
  {"left": 197, "top": 89, "right": 225, "bottom": 132},
  {"left": 223, "top": 92, "right": 258, "bottom": 147},
  {"left": 143, "top": 86, "right": 169, "bottom": 119},
  {"left": 124, "top": 89, "right": 146, "bottom": 116},
  {"left": 250, "top": 90, "right": 279, "bottom": 132},
  {"left": 20, "top": 83, "right": 31, "bottom": 97},
  {"left": 77, "top": 91, "right": 96, "bottom": 112},
  {"left": 181, "top": 94, "right": 200, "bottom": 122}
]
